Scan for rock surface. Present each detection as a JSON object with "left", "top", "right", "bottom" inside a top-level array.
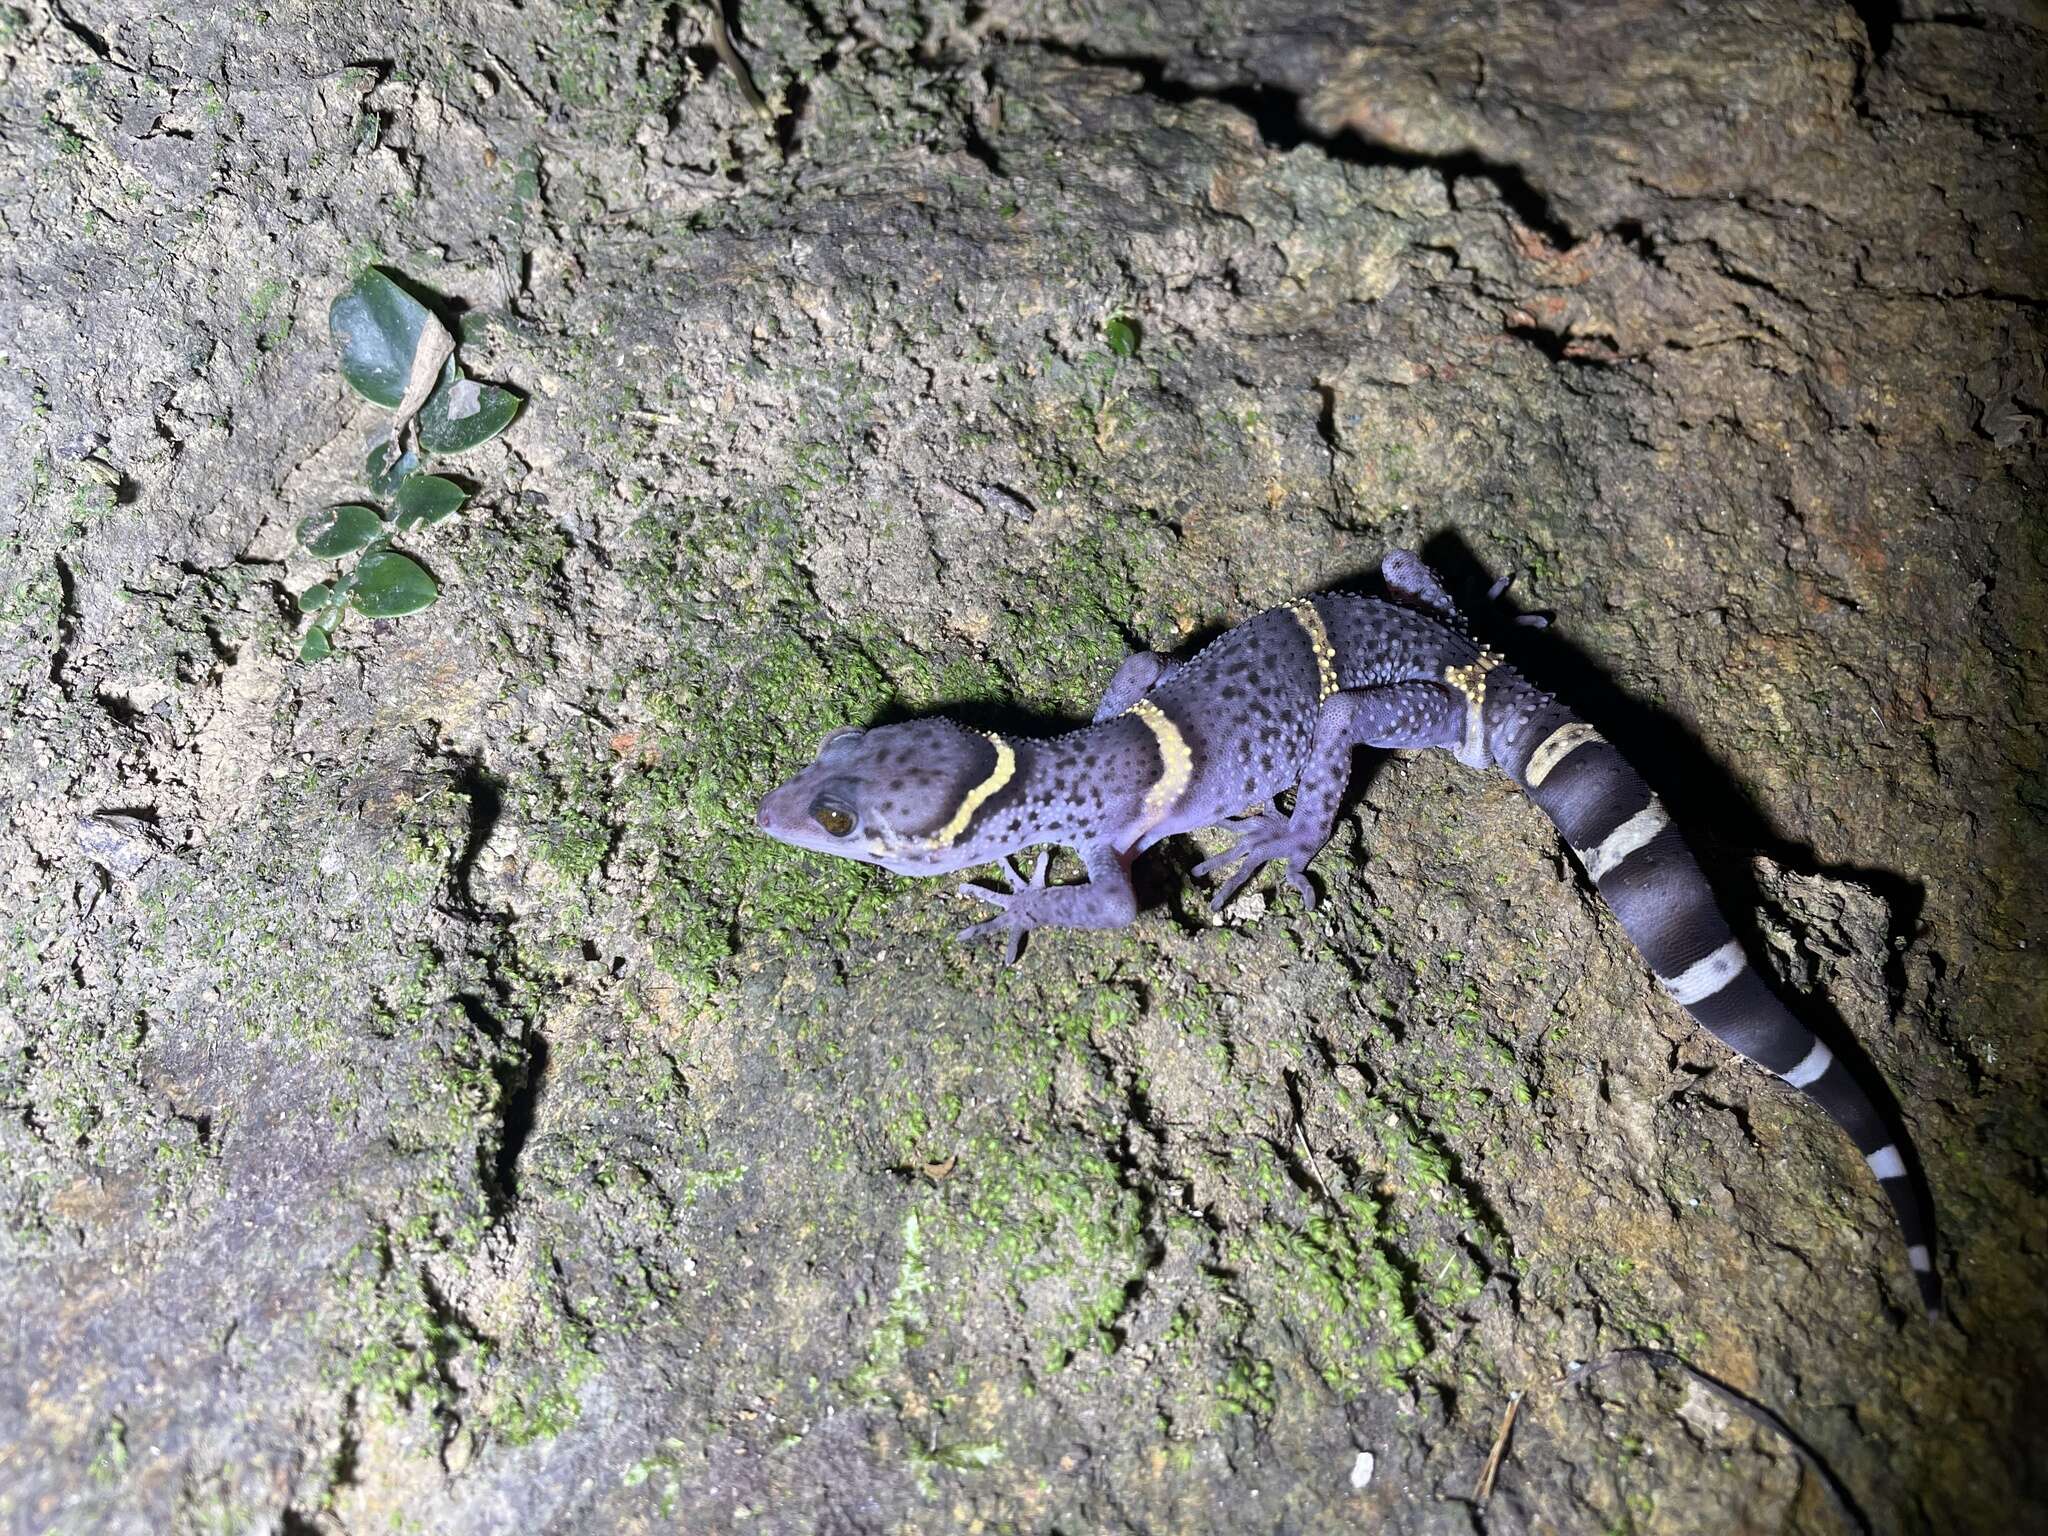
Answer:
[{"left": 1, "top": 1, "right": 2042, "bottom": 1532}]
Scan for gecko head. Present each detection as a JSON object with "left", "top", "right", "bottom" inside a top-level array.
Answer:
[{"left": 756, "top": 719, "right": 1015, "bottom": 876}]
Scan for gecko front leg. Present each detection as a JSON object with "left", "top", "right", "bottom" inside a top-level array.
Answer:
[{"left": 955, "top": 841, "right": 1138, "bottom": 964}]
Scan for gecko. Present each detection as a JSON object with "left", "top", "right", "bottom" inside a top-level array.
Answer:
[{"left": 755, "top": 550, "right": 1941, "bottom": 1318}]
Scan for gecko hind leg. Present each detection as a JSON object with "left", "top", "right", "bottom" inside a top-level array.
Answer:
[
  {"left": 1388, "top": 548, "right": 1550, "bottom": 629},
  {"left": 1381, "top": 550, "right": 1463, "bottom": 621},
  {"left": 1195, "top": 683, "right": 1465, "bottom": 912},
  {"left": 1092, "top": 652, "right": 1182, "bottom": 723}
]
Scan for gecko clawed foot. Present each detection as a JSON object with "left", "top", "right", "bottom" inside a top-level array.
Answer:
[
  {"left": 1192, "top": 811, "right": 1322, "bottom": 913},
  {"left": 954, "top": 851, "right": 1051, "bottom": 965},
  {"left": 1486, "top": 566, "right": 1551, "bottom": 627}
]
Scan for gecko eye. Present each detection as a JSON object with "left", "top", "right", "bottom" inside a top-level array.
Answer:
[{"left": 811, "top": 802, "right": 855, "bottom": 837}]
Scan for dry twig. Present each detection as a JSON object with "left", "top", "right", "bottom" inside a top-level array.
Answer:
[
  {"left": 702, "top": 1, "right": 771, "bottom": 119},
  {"left": 1474, "top": 1389, "right": 1523, "bottom": 1503}
]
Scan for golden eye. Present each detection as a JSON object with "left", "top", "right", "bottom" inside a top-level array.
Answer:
[{"left": 812, "top": 803, "right": 854, "bottom": 837}]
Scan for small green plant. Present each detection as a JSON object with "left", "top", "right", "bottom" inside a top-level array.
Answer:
[{"left": 296, "top": 268, "right": 521, "bottom": 662}]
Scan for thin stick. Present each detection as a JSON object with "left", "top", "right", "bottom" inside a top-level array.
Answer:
[
  {"left": 702, "top": 1, "right": 771, "bottom": 119},
  {"left": 1293, "top": 1118, "right": 1336, "bottom": 1206},
  {"left": 1474, "top": 1388, "right": 1523, "bottom": 1503}
]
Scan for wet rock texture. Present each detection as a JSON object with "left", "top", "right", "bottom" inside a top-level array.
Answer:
[{"left": 1, "top": 0, "right": 2042, "bottom": 1531}]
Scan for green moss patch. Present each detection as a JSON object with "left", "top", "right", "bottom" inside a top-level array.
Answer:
[{"left": 1221, "top": 1141, "right": 1426, "bottom": 1398}]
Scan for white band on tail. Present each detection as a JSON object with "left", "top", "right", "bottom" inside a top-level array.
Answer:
[
  {"left": 1578, "top": 803, "right": 1669, "bottom": 882},
  {"left": 1780, "top": 1040, "right": 1834, "bottom": 1089},
  {"left": 1525, "top": 722, "right": 1600, "bottom": 787},
  {"left": 1660, "top": 938, "right": 1745, "bottom": 1007}
]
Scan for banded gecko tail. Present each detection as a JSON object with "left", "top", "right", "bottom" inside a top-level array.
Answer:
[{"left": 1484, "top": 677, "right": 1941, "bottom": 1319}]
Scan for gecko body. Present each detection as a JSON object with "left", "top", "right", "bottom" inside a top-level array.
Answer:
[{"left": 755, "top": 551, "right": 1940, "bottom": 1317}]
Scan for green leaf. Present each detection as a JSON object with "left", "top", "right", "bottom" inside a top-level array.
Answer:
[
  {"left": 349, "top": 551, "right": 439, "bottom": 617},
  {"left": 1103, "top": 316, "right": 1139, "bottom": 358},
  {"left": 298, "top": 582, "right": 334, "bottom": 613},
  {"left": 299, "top": 626, "right": 333, "bottom": 662},
  {"left": 329, "top": 269, "right": 455, "bottom": 410},
  {"left": 392, "top": 473, "right": 468, "bottom": 531},
  {"left": 418, "top": 362, "right": 520, "bottom": 454},
  {"left": 315, "top": 604, "right": 346, "bottom": 633},
  {"left": 296, "top": 503, "right": 387, "bottom": 558},
  {"left": 366, "top": 438, "right": 420, "bottom": 497}
]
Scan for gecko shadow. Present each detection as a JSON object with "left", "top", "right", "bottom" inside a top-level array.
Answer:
[{"left": 1416, "top": 529, "right": 1939, "bottom": 1307}]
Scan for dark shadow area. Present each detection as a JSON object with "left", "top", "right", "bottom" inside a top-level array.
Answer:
[
  {"left": 49, "top": 553, "right": 77, "bottom": 688},
  {"left": 1417, "top": 529, "right": 1941, "bottom": 1305},
  {"left": 48, "top": 0, "right": 113, "bottom": 60},
  {"left": 439, "top": 752, "right": 506, "bottom": 919},
  {"left": 774, "top": 75, "right": 810, "bottom": 158},
  {"left": 432, "top": 755, "right": 544, "bottom": 1214},
  {"left": 1012, "top": 39, "right": 1578, "bottom": 248},
  {"left": 494, "top": 1028, "right": 548, "bottom": 1206},
  {"left": 1849, "top": 0, "right": 1900, "bottom": 64},
  {"left": 961, "top": 109, "right": 1008, "bottom": 178},
  {"left": 375, "top": 265, "right": 474, "bottom": 339},
  {"left": 451, "top": 987, "right": 546, "bottom": 1216},
  {"left": 1846, "top": 0, "right": 1900, "bottom": 114}
]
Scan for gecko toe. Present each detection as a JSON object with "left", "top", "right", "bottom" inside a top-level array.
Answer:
[
  {"left": 1199, "top": 815, "right": 1328, "bottom": 914},
  {"left": 958, "top": 915, "right": 1011, "bottom": 947},
  {"left": 1206, "top": 865, "right": 1256, "bottom": 913},
  {"left": 958, "top": 906, "right": 1036, "bottom": 960}
]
